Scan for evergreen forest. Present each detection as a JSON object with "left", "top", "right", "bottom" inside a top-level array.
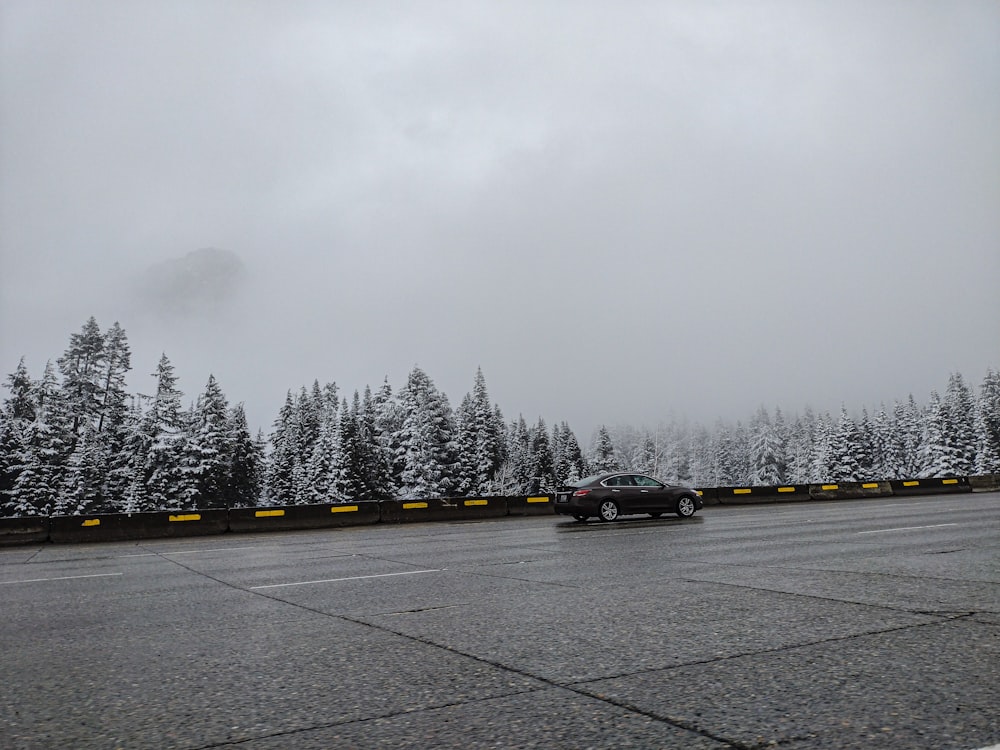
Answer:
[{"left": 2, "top": 318, "right": 999, "bottom": 517}]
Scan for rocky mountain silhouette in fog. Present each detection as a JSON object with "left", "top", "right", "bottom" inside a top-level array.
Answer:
[{"left": 138, "top": 248, "right": 246, "bottom": 317}]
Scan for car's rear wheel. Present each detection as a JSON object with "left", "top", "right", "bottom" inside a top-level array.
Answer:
[
  {"left": 676, "top": 496, "right": 697, "bottom": 518},
  {"left": 598, "top": 499, "right": 620, "bottom": 522}
]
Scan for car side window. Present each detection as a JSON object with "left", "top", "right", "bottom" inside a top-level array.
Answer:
[
  {"left": 606, "top": 475, "right": 633, "bottom": 487},
  {"left": 633, "top": 475, "right": 663, "bottom": 488}
]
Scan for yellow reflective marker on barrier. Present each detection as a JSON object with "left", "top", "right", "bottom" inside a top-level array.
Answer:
[
  {"left": 331, "top": 505, "right": 359, "bottom": 513},
  {"left": 526, "top": 497, "right": 549, "bottom": 503},
  {"left": 255, "top": 510, "right": 285, "bottom": 518},
  {"left": 82, "top": 519, "right": 100, "bottom": 527},
  {"left": 862, "top": 483, "right": 879, "bottom": 489},
  {"left": 778, "top": 487, "right": 796, "bottom": 493},
  {"left": 942, "top": 479, "right": 958, "bottom": 485},
  {"left": 734, "top": 488, "right": 752, "bottom": 495},
  {"left": 464, "top": 499, "right": 488, "bottom": 506},
  {"left": 821, "top": 484, "right": 838, "bottom": 491},
  {"left": 903, "top": 481, "right": 919, "bottom": 487},
  {"left": 402, "top": 502, "right": 428, "bottom": 510},
  {"left": 169, "top": 514, "right": 201, "bottom": 522},
  {"left": 696, "top": 490, "right": 703, "bottom": 496}
]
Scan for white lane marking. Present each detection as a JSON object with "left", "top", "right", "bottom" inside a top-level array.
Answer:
[
  {"left": 250, "top": 569, "right": 443, "bottom": 590},
  {"left": 118, "top": 545, "right": 267, "bottom": 558},
  {"left": 0, "top": 572, "right": 123, "bottom": 585},
  {"left": 857, "top": 523, "right": 958, "bottom": 535},
  {"left": 161, "top": 546, "right": 264, "bottom": 556}
]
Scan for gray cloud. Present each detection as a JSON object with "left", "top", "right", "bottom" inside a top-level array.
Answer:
[{"left": 2, "top": 0, "right": 998, "bottom": 438}]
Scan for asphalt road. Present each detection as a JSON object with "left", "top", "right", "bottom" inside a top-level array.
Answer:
[{"left": 1, "top": 493, "right": 998, "bottom": 750}]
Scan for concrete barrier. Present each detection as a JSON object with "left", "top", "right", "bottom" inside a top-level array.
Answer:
[
  {"left": 379, "top": 496, "right": 510, "bottom": 523},
  {"left": 228, "top": 502, "right": 380, "bottom": 533},
  {"left": 694, "top": 487, "right": 720, "bottom": 506},
  {"left": 506, "top": 495, "right": 555, "bottom": 516},
  {"left": 716, "top": 485, "right": 810, "bottom": 504},
  {"left": 0, "top": 515, "right": 50, "bottom": 546},
  {"left": 968, "top": 474, "right": 1000, "bottom": 493},
  {"left": 49, "top": 510, "right": 228, "bottom": 543},
  {"left": 889, "top": 477, "right": 972, "bottom": 496},
  {"left": 808, "top": 481, "right": 893, "bottom": 500}
]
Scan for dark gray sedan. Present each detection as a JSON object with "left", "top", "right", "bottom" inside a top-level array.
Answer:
[{"left": 554, "top": 472, "right": 703, "bottom": 522}]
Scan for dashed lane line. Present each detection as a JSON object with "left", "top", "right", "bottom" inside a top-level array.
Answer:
[
  {"left": 857, "top": 523, "right": 959, "bottom": 535},
  {"left": 0, "top": 572, "right": 123, "bottom": 585},
  {"left": 249, "top": 568, "right": 444, "bottom": 590}
]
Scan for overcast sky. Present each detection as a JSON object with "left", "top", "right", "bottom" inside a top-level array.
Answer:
[{"left": 2, "top": 0, "right": 998, "bottom": 439}]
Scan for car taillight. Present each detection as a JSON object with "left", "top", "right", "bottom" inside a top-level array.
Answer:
[{"left": 573, "top": 489, "right": 591, "bottom": 497}]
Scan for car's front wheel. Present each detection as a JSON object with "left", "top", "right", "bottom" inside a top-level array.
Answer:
[
  {"left": 598, "top": 499, "right": 620, "bottom": 522},
  {"left": 676, "top": 496, "right": 697, "bottom": 518}
]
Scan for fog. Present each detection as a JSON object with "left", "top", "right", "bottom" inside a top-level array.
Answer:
[{"left": 2, "top": 1, "right": 998, "bottom": 439}]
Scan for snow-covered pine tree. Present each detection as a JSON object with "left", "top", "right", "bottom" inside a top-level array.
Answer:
[
  {"left": 142, "top": 354, "right": 190, "bottom": 510},
  {"left": 451, "top": 370, "right": 506, "bottom": 497},
  {"left": 827, "top": 406, "right": 862, "bottom": 481},
  {"left": 866, "top": 405, "right": 892, "bottom": 480},
  {"left": 772, "top": 407, "right": 789, "bottom": 482},
  {"left": 635, "top": 432, "right": 658, "bottom": 476},
  {"left": 5, "top": 358, "right": 36, "bottom": 422},
  {"left": 749, "top": 406, "right": 782, "bottom": 485},
  {"left": 7, "top": 362, "right": 72, "bottom": 516},
  {"left": 941, "top": 372, "right": 976, "bottom": 476},
  {"left": 93, "top": 324, "right": 134, "bottom": 510},
  {"left": 372, "top": 378, "right": 402, "bottom": 496},
  {"left": 395, "top": 367, "right": 457, "bottom": 499},
  {"left": 855, "top": 408, "right": 875, "bottom": 481},
  {"left": 496, "top": 416, "right": 533, "bottom": 494},
  {"left": 0, "top": 416, "right": 24, "bottom": 514},
  {"left": 974, "top": 369, "right": 1000, "bottom": 473},
  {"left": 673, "top": 422, "right": 696, "bottom": 485},
  {"left": 1, "top": 359, "right": 36, "bottom": 509},
  {"left": 58, "top": 422, "right": 108, "bottom": 515},
  {"left": 591, "top": 425, "right": 619, "bottom": 473},
  {"left": 321, "top": 382, "right": 339, "bottom": 420},
  {"left": 298, "top": 382, "right": 324, "bottom": 460},
  {"left": 809, "top": 413, "right": 833, "bottom": 483},
  {"left": 186, "top": 375, "right": 231, "bottom": 508},
  {"left": 729, "top": 421, "right": 752, "bottom": 485},
  {"left": 57, "top": 317, "right": 107, "bottom": 439},
  {"left": 471, "top": 368, "right": 504, "bottom": 494},
  {"left": 228, "top": 403, "right": 263, "bottom": 507},
  {"left": 265, "top": 391, "right": 299, "bottom": 505},
  {"left": 895, "top": 395, "right": 924, "bottom": 478},
  {"left": 453, "top": 393, "right": 477, "bottom": 496},
  {"left": 784, "top": 411, "right": 814, "bottom": 483},
  {"left": 335, "top": 394, "right": 368, "bottom": 501},
  {"left": 711, "top": 421, "right": 736, "bottom": 485},
  {"left": 528, "top": 417, "right": 556, "bottom": 492},
  {"left": 551, "top": 421, "right": 568, "bottom": 486},
  {"left": 920, "top": 391, "right": 948, "bottom": 478},
  {"left": 562, "top": 422, "right": 588, "bottom": 482},
  {"left": 305, "top": 397, "right": 340, "bottom": 503},
  {"left": 120, "top": 398, "right": 151, "bottom": 513},
  {"left": 96, "top": 322, "right": 131, "bottom": 434},
  {"left": 358, "top": 385, "right": 394, "bottom": 501},
  {"left": 688, "top": 424, "right": 713, "bottom": 486}
]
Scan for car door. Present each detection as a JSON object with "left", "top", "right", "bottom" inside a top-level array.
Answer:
[
  {"left": 603, "top": 475, "right": 637, "bottom": 512},
  {"left": 632, "top": 474, "right": 667, "bottom": 512}
]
